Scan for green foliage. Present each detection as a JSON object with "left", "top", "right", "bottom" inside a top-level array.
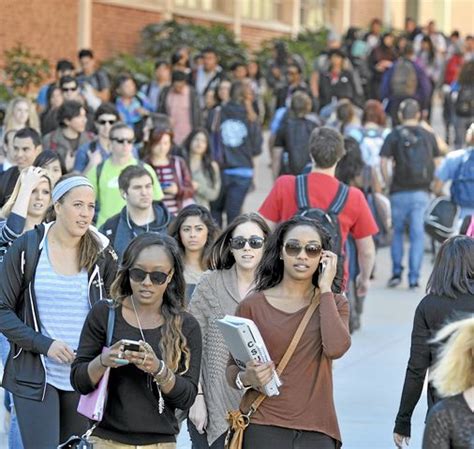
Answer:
[
  {"left": 3, "top": 43, "right": 50, "bottom": 95},
  {"left": 102, "top": 20, "right": 248, "bottom": 84},
  {"left": 256, "top": 28, "right": 329, "bottom": 77}
]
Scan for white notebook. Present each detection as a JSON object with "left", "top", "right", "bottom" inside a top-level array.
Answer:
[{"left": 217, "top": 314, "right": 281, "bottom": 396}]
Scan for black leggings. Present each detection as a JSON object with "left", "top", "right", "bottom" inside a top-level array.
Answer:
[
  {"left": 14, "top": 383, "right": 89, "bottom": 449},
  {"left": 243, "top": 424, "right": 337, "bottom": 449}
]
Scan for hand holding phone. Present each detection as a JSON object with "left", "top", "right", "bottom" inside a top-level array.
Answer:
[{"left": 122, "top": 339, "right": 142, "bottom": 353}]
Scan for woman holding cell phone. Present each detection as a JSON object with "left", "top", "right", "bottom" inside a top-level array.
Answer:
[
  {"left": 226, "top": 216, "right": 351, "bottom": 449},
  {"left": 71, "top": 233, "right": 202, "bottom": 448}
]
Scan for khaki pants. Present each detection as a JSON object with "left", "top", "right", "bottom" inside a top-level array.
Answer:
[{"left": 88, "top": 436, "right": 176, "bottom": 449}]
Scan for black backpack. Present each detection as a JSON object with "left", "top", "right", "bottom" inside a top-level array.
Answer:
[
  {"left": 424, "top": 196, "right": 460, "bottom": 243},
  {"left": 455, "top": 85, "right": 474, "bottom": 118},
  {"left": 394, "top": 126, "right": 435, "bottom": 189},
  {"left": 294, "top": 175, "right": 349, "bottom": 293},
  {"left": 284, "top": 116, "right": 319, "bottom": 174}
]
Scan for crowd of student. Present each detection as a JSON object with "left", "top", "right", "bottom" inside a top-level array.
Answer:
[{"left": 0, "top": 15, "right": 472, "bottom": 449}]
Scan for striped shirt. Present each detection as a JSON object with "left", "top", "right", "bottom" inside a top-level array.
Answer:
[
  {"left": 35, "top": 238, "right": 90, "bottom": 391},
  {"left": 152, "top": 162, "right": 179, "bottom": 215}
]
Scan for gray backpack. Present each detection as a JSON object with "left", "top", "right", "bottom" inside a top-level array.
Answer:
[{"left": 391, "top": 59, "right": 417, "bottom": 97}]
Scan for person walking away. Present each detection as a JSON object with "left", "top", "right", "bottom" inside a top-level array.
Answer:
[
  {"left": 392, "top": 235, "right": 474, "bottom": 448},
  {"left": 381, "top": 99, "right": 441, "bottom": 289}
]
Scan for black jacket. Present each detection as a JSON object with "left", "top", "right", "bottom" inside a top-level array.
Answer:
[
  {"left": 394, "top": 292, "right": 474, "bottom": 437},
  {"left": 319, "top": 70, "right": 360, "bottom": 109},
  {"left": 0, "top": 166, "right": 20, "bottom": 207},
  {"left": 99, "top": 201, "right": 171, "bottom": 259},
  {"left": 0, "top": 223, "right": 118, "bottom": 401},
  {"left": 218, "top": 101, "right": 263, "bottom": 170}
]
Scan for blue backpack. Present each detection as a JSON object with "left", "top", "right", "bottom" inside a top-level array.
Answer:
[{"left": 451, "top": 150, "right": 474, "bottom": 208}]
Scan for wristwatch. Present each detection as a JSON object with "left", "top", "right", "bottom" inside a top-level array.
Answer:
[{"left": 235, "top": 372, "right": 250, "bottom": 391}]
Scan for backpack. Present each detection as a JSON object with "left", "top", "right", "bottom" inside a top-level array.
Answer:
[
  {"left": 450, "top": 150, "right": 474, "bottom": 208},
  {"left": 424, "top": 196, "right": 460, "bottom": 243},
  {"left": 394, "top": 126, "right": 435, "bottom": 189},
  {"left": 358, "top": 128, "right": 385, "bottom": 167},
  {"left": 294, "top": 175, "right": 349, "bottom": 293},
  {"left": 284, "top": 116, "right": 319, "bottom": 174},
  {"left": 454, "top": 85, "right": 474, "bottom": 118},
  {"left": 390, "top": 59, "right": 417, "bottom": 97}
]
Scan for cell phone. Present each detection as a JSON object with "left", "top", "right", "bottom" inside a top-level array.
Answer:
[
  {"left": 319, "top": 260, "right": 327, "bottom": 276},
  {"left": 122, "top": 339, "right": 141, "bottom": 352}
]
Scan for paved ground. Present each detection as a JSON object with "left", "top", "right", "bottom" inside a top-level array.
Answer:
[{"left": 1, "top": 104, "right": 446, "bottom": 448}]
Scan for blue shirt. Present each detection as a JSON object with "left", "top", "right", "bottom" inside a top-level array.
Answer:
[
  {"left": 116, "top": 92, "right": 153, "bottom": 126},
  {"left": 35, "top": 238, "right": 90, "bottom": 391}
]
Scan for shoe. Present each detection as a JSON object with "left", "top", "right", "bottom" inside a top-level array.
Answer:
[
  {"left": 387, "top": 275, "right": 402, "bottom": 288},
  {"left": 409, "top": 282, "right": 420, "bottom": 290}
]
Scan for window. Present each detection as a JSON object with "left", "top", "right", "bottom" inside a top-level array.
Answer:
[
  {"left": 242, "top": 0, "right": 283, "bottom": 22},
  {"left": 300, "top": 0, "right": 325, "bottom": 29},
  {"left": 174, "top": 0, "right": 217, "bottom": 11}
]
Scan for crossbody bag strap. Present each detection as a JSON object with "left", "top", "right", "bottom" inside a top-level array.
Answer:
[
  {"left": 246, "top": 296, "right": 321, "bottom": 415},
  {"left": 106, "top": 302, "right": 116, "bottom": 347}
]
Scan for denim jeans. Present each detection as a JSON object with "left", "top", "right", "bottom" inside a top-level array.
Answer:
[
  {"left": 0, "top": 333, "right": 24, "bottom": 449},
  {"left": 210, "top": 174, "right": 252, "bottom": 227},
  {"left": 390, "top": 190, "right": 430, "bottom": 284}
]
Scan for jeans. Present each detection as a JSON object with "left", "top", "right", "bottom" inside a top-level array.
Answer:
[
  {"left": 187, "top": 420, "right": 226, "bottom": 449},
  {"left": 243, "top": 424, "right": 336, "bottom": 449},
  {"left": 14, "top": 384, "right": 88, "bottom": 449},
  {"left": 0, "top": 333, "right": 24, "bottom": 449},
  {"left": 210, "top": 174, "right": 252, "bottom": 227},
  {"left": 390, "top": 190, "right": 430, "bottom": 284}
]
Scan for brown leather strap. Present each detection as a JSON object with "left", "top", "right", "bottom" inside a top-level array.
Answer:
[{"left": 246, "top": 296, "right": 321, "bottom": 416}]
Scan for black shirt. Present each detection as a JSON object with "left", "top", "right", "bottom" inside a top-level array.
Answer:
[
  {"left": 71, "top": 301, "right": 202, "bottom": 445},
  {"left": 422, "top": 394, "right": 474, "bottom": 449},
  {"left": 394, "top": 292, "right": 474, "bottom": 437},
  {"left": 380, "top": 125, "right": 440, "bottom": 193}
]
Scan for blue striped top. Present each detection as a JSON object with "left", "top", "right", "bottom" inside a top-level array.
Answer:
[{"left": 35, "top": 238, "right": 90, "bottom": 391}]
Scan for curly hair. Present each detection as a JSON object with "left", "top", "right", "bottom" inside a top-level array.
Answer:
[
  {"left": 168, "top": 204, "right": 220, "bottom": 269},
  {"left": 208, "top": 213, "right": 270, "bottom": 270},
  {"left": 254, "top": 216, "right": 337, "bottom": 292},
  {"left": 110, "top": 233, "right": 191, "bottom": 374}
]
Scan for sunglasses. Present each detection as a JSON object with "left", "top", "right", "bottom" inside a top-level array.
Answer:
[
  {"left": 284, "top": 241, "right": 322, "bottom": 258},
  {"left": 97, "top": 119, "right": 116, "bottom": 125},
  {"left": 230, "top": 236, "right": 264, "bottom": 250},
  {"left": 111, "top": 137, "right": 134, "bottom": 144},
  {"left": 62, "top": 87, "right": 77, "bottom": 92},
  {"left": 129, "top": 268, "right": 171, "bottom": 285}
]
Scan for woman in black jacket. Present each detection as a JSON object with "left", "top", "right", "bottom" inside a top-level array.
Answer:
[
  {"left": 393, "top": 236, "right": 474, "bottom": 448},
  {"left": 71, "top": 233, "right": 202, "bottom": 448},
  {"left": 0, "top": 175, "right": 118, "bottom": 449}
]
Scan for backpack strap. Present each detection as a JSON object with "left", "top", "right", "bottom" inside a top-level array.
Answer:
[
  {"left": 295, "top": 174, "right": 310, "bottom": 210},
  {"left": 327, "top": 182, "right": 350, "bottom": 215}
]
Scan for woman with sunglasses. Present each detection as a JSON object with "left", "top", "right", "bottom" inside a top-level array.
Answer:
[
  {"left": 227, "top": 216, "right": 351, "bottom": 449},
  {"left": 71, "top": 233, "right": 202, "bottom": 448},
  {"left": 169, "top": 205, "right": 219, "bottom": 302},
  {"left": 0, "top": 175, "right": 118, "bottom": 449},
  {"left": 187, "top": 213, "right": 270, "bottom": 449}
]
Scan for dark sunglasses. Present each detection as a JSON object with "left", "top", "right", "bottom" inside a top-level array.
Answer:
[
  {"left": 284, "top": 241, "right": 322, "bottom": 258},
  {"left": 111, "top": 137, "right": 134, "bottom": 144},
  {"left": 62, "top": 87, "right": 77, "bottom": 92},
  {"left": 230, "top": 236, "right": 264, "bottom": 250},
  {"left": 129, "top": 268, "right": 170, "bottom": 285},
  {"left": 97, "top": 119, "right": 116, "bottom": 125}
]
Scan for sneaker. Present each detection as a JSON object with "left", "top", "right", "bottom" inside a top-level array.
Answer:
[
  {"left": 387, "top": 275, "right": 402, "bottom": 288},
  {"left": 409, "top": 282, "right": 420, "bottom": 290}
]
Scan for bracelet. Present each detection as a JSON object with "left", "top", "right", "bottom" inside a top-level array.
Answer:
[
  {"left": 99, "top": 353, "right": 108, "bottom": 368},
  {"left": 154, "top": 366, "right": 174, "bottom": 386},
  {"left": 151, "top": 360, "right": 166, "bottom": 378},
  {"left": 197, "top": 392, "right": 204, "bottom": 396}
]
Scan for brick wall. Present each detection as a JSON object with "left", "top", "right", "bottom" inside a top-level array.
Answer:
[
  {"left": 350, "top": 0, "right": 384, "bottom": 29},
  {"left": 240, "top": 25, "right": 290, "bottom": 52},
  {"left": 0, "top": 0, "right": 78, "bottom": 75},
  {"left": 91, "top": 3, "right": 163, "bottom": 62}
]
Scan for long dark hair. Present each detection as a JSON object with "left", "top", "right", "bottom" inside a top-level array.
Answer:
[
  {"left": 169, "top": 204, "right": 220, "bottom": 269},
  {"left": 254, "top": 216, "right": 337, "bottom": 292},
  {"left": 426, "top": 236, "right": 474, "bottom": 299},
  {"left": 110, "top": 233, "right": 191, "bottom": 373},
  {"left": 33, "top": 150, "right": 66, "bottom": 175},
  {"left": 208, "top": 213, "right": 270, "bottom": 270},
  {"left": 184, "top": 128, "right": 217, "bottom": 186}
]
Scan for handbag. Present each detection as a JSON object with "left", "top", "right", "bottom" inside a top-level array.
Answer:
[
  {"left": 224, "top": 296, "right": 321, "bottom": 449},
  {"left": 77, "top": 304, "right": 116, "bottom": 421}
]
